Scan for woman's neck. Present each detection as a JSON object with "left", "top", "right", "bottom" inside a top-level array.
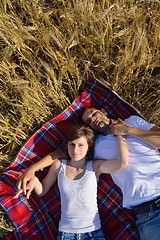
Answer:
[
  {"left": 67, "top": 158, "right": 87, "bottom": 170},
  {"left": 66, "top": 158, "right": 87, "bottom": 180}
]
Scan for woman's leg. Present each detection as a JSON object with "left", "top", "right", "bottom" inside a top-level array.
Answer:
[{"left": 57, "top": 228, "right": 105, "bottom": 240}]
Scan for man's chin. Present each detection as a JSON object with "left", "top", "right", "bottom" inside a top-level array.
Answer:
[{"left": 93, "top": 122, "right": 111, "bottom": 135}]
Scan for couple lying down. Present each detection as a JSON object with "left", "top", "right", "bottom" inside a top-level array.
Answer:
[{"left": 15, "top": 107, "right": 160, "bottom": 240}]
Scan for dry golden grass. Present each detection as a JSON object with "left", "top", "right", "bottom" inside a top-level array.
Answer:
[
  {"left": 0, "top": 205, "right": 16, "bottom": 238},
  {"left": 0, "top": 0, "right": 160, "bottom": 170},
  {"left": 0, "top": 0, "right": 160, "bottom": 167},
  {"left": 0, "top": 0, "right": 160, "bottom": 235}
]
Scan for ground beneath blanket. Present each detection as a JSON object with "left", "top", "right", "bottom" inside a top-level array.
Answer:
[{"left": 0, "top": 205, "right": 16, "bottom": 239}]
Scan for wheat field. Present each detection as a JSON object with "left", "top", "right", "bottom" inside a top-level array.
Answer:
[{"left": 0, "top": 0, "right": 160, "bottom": 236}]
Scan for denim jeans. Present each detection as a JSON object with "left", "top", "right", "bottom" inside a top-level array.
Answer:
[
  {"left": 136, "top": 209, "right": 160, "bottom": 240},
  {"left": 57, "top": 228, "right": 105, "bottom": 240}
]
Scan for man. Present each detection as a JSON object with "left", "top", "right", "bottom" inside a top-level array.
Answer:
[
  {"left": 16, "top": 107, "right": 160, "bottom": 240},
  {"left": 82, "top": 107, "right": 160, "bottom": 240}
]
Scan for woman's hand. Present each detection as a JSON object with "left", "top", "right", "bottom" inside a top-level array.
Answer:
[
  {"left": 110, "top": 119, "right": 128, "bottom": 136},
  {"left": 15, "top": 167, "right": 37, "bottom": 199}
]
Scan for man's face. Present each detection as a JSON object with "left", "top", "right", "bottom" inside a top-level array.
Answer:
[{"left": 82, "top": 108, "right": 110, "bottom": 134}]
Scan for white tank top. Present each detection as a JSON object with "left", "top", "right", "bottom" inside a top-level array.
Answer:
[{"left": 58, "top": 160, "right": 101, "bottom": 233}]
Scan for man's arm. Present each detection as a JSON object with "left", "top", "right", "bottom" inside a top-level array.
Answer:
[
  {"left": 110, "top": 119, "right": 160, "bottom": 149},
  {"left": 94, "top": 135, "right": 129, "bottom": 177},
  {"left": 17, "top": 149, "right": 66, "bottom": 198}
]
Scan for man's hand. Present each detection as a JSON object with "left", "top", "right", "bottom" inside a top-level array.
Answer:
[
  {"left": 110, "top": 118, "right": 128, "bottom": 136},
  {"left": 16, "top": 167, "right": 37, "bottom": 199}
]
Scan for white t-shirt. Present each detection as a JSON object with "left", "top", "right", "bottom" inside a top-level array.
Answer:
[
  {"left": 58, "top": 160, "right": 101, "bottom": 233},
  {"left": 94, "top": 115, "right": 160, "bottom": 209}
]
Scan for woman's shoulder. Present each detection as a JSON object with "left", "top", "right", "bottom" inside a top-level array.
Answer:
[
  {"left": 51, "top": 159, "right": 62, "bottom": 170},
  {"left": 92, "top": 160, "right": 104, "bottom": 173}
]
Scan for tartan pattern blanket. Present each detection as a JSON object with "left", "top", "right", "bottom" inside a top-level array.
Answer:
[{"left": 0, "top": 76, "right": 140, "bottom": 239}]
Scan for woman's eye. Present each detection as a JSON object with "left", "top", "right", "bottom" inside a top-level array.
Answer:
[{"left": 70, "top": 143, "right": 75, "bottom": 146}]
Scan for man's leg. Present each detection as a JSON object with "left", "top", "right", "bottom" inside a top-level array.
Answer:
[{"left": 136, "top": 210, "right": 160, "bottom": 240}]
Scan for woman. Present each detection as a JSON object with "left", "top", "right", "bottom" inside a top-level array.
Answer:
[{"left": 15, "top": 124, "right": 129, "bottom": 239}]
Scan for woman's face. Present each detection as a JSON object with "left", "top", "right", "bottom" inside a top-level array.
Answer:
[{"left": 68, "top": 136, "right": 89, "bottom": 161}]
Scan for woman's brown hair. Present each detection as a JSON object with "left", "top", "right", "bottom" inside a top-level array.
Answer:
[{"left": 62, "top": 124, "right": 95, "bottom": 161}]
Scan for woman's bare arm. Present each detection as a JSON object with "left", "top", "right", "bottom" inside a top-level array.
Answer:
[
  {"left": 34, "top": 160, "right": 61, "bottom": 197},
  {"left": 17, "top": 149, "right": 66, "bottom": 197},
  {"left": 94, "top": 135, "right": 129, "bottom": 178}
]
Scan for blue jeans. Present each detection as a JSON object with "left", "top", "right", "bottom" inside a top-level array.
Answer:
[
  {"left": 57, "top": 228, "right": 105, "bottom": 240},
  {"left": 136, "top": 209, "right": 160, "bottom": 240}
]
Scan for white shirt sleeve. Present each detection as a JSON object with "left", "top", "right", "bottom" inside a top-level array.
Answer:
[{"left": 124, "top": 115, "right": 155, "bottom": 131}]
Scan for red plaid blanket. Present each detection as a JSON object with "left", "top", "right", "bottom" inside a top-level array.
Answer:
[{"left": 0, "top": 76, "right": 140, "bottom": 239}]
